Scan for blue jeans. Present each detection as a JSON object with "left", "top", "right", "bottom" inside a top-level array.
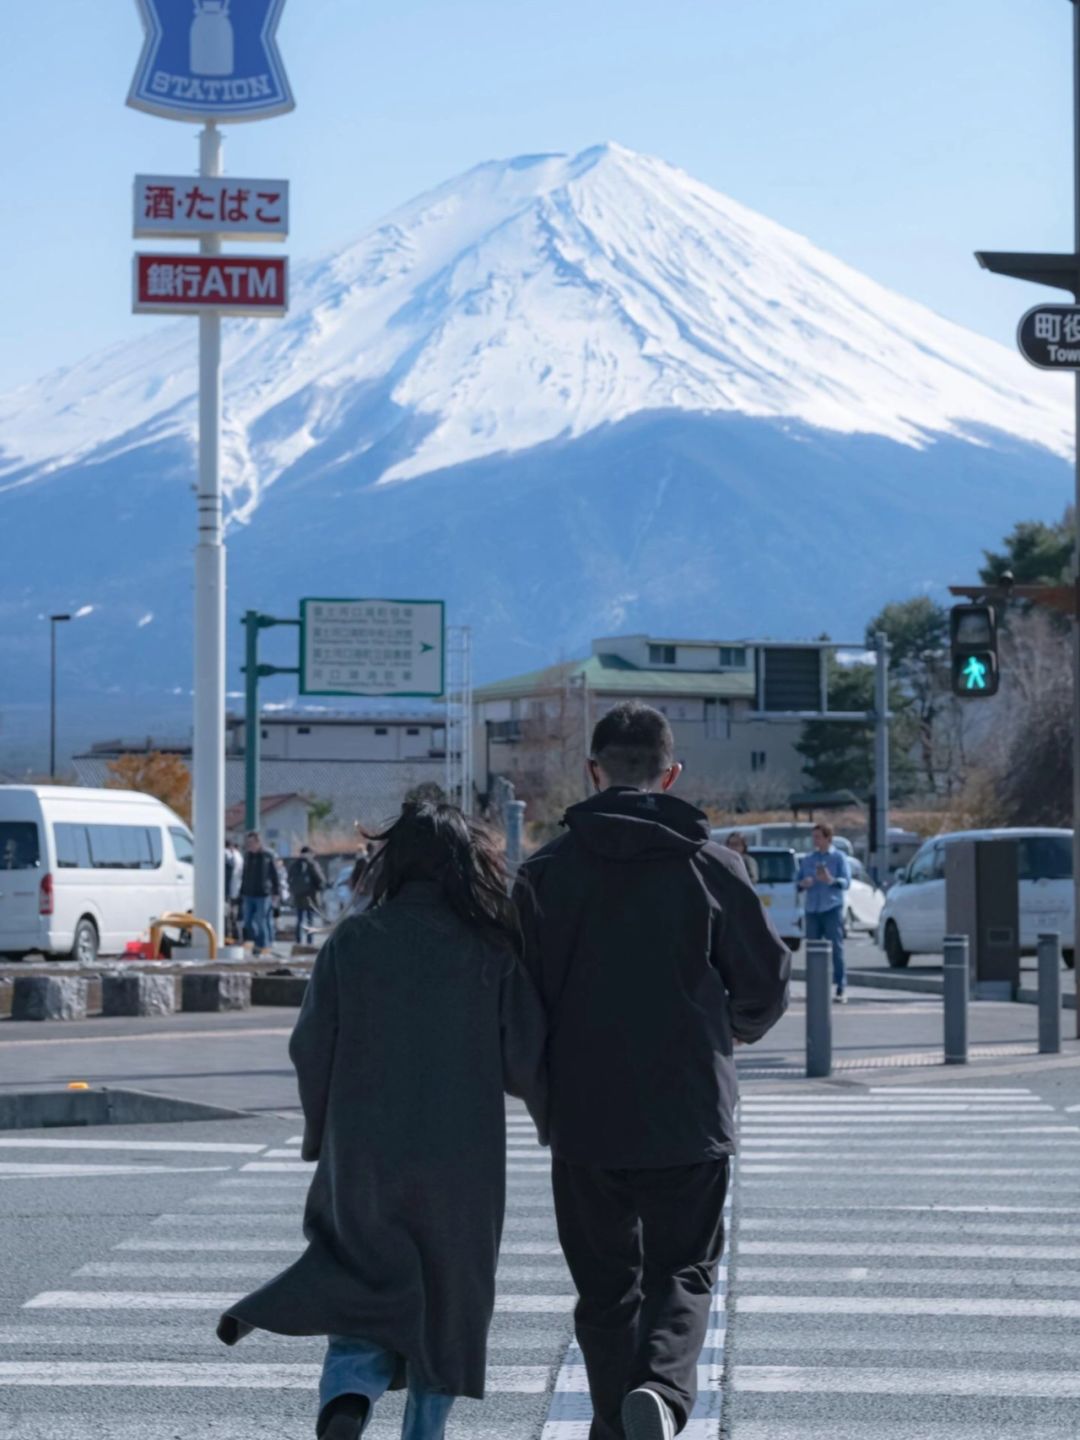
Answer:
[
  {"left": 320, "top": 1336, "right": 454, "bottom": 1439},
  {"left": 242, "top": 896, "right": 273, "bottom": 953},
  {"left": 296, "top": 903, "right": 317, "bottom": 945},
  {"left": 806, "top": 906, "right": 846, "bottom": 990}
]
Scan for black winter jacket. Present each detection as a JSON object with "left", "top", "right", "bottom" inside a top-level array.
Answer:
[
  {"left": 514, "top": 787, "right": 790, "bottom": 1169},
  {"left": 240, "top": 849, "right": 281, "bottom": 900}
]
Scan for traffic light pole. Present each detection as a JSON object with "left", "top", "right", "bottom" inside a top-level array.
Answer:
[
  {"left": 972, "top": 0, "right": 1080, "bottom": 1035},
  {"left": 872, "top": 632, "right": 891, "bottom": 888}
]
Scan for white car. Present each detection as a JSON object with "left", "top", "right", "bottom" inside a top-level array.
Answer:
[
  {"left": 877, "top": 827, "right": 1074, "bottom": 969},
  {"left": 845, "top": 857, "right": 885, "bottom": 933},
  {"left": 0, "top": 786, "right": 194, "bottom": 964},
  {"left": 747, "top": 846, "right": 803, "bottom": 952}
]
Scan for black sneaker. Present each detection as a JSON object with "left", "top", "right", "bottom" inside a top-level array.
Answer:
[
  {"left": 316, "top": 1393, "right": 371, "bottom": 1440},
  {"left": 621, "top": 1387, "right": 676, "bottom": 1440}
]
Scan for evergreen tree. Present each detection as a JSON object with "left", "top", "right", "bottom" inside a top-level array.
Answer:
[{"left": 796, "top": 660, "right": 916, "bottom": 798}]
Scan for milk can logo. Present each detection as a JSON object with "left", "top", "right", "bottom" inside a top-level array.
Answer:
[{"left": 128, "top": 0, "right": 294, "bottom": 123}]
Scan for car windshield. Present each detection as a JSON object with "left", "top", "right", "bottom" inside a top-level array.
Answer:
[
  {"left": 0, "top": 822, "right": 41, "bottom": 871},
  {"left": 1017, "top": 836, "right": 1072, "bottom": 881},
  {"left": 752, "top": 850, "right": 795, "bottom": 884}
]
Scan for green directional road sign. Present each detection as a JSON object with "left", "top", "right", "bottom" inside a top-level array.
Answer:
[{"left": 299, "top": 598, "right": 445, "bottom": 697}]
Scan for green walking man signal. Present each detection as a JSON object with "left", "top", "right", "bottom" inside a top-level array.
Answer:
[{"left": 950, "top": 603, "right": 999, "bottom": 699}]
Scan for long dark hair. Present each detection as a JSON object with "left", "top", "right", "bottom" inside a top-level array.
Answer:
[{"left": 362, "top": 802, "right": 520, "bottom": 955}]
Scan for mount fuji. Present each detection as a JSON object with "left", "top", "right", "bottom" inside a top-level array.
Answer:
[{"left": 0, "top": 141, "right": 1072, "bottom": 757}]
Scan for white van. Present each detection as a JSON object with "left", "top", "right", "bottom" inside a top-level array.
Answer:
[
  {"left": 748, "top": 847, "right": 803, "bottom": 952},
  {"left": 878, "top": 827, "right": 1074, "bottom": 970},
  {"left": 0, "top": 787, "right": 194, "bottom": 964}
]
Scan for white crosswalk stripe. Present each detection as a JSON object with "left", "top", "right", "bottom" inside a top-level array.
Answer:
[
  {"left": 730, "top": 1084, "right": 1080, "bottom": 1437},
  {"left": 540, "top": 1184, "right": 732, "bottom": 1436},
  {"left": 8, "top": 1106, "right": 567, "bottom": 1439}
]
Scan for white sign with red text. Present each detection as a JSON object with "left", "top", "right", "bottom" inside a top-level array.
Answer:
[
  {"left": 134, "top": 174, "right": 288, "bottom": 241},
  {"left": 133, "top": 254, "right": 288, "bottom": 316}
]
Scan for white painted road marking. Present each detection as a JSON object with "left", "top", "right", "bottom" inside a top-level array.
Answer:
[
  {"left": 0, "top": 1361, "right": 551, "bottom": 1391},
  {"left": 738, "top": 1295, "right": 1080, "bottom": 1317},
  {"left": 0, "top": 1139, "right": 266, "bottom": 1154},
  {"left": 735, "top": 1365, "right": 1080, "bottom": 1396},
  {"left": 740, "top": 1240, "right": 1080, "bottom": 1260}
]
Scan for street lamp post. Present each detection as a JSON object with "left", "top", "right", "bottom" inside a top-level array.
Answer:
[{"left": 49, "top": 614, "right": 71, "bottom": 779}]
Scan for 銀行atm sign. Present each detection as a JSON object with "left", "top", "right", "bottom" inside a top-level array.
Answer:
[{"left": 133, "top": 254, "right": 288, "bottom": 316}]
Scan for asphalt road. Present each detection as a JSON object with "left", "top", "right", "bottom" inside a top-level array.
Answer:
[{"left": 1, "top": 993, "right": 1079, "bottom": 1437}]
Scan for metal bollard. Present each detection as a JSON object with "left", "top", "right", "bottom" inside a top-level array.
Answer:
[
  {"left": 943, "top": 934, "right": 969, "bottom": 1065},
  {"left": 505, "top": 800, "right": 527, "bottom": 873},
  {"left": 805, "top": 939, "right": 832, "bottom": 1079},
  {"left": 1037, "top": 932, "right": 1062, "bottom": 1055}
]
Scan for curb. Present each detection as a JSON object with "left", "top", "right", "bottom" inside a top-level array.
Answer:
[{"left": 792, "top": 966, "right": 1078, "bottom": 1010}]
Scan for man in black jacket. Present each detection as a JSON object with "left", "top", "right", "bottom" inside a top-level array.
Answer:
[
  {"left": 515, "top": 702, "right": 790, "bottom": 1440},
  {"left": 289, "top": 846, "right": 326, "bottom": 946},
  {"left": 240, "top": 830, "right": 280, "bottom": 957}
]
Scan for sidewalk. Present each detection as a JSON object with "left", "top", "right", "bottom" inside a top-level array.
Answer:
[{"left": 739, "top": 978, "right": 1080, "bottom": 1080}]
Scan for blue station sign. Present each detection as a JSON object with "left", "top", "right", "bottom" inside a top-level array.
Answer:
[{"left": 127, "top": 0, "right": 294, "bottom": 124}]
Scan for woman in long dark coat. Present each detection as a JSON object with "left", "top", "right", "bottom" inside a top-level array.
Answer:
[{"left": 217, "top": 803, "right": 548, "bottom": 1440}]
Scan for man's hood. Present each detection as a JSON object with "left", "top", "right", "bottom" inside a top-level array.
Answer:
[{"left": 563, "top": 788, "right": 711, "bottom": 862}]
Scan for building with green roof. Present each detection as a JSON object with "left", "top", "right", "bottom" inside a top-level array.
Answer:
[{"left": 475, "top": 633, "right": 821, "bottom": 808}]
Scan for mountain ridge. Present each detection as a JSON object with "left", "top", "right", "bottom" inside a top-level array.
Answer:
[{"left": 0, "top": 142, "right": 1072, "bottom": 756}]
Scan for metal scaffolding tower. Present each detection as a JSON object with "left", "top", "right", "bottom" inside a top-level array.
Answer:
[{"left": 444, "top": 626, "right": 474, "bottom": 814}]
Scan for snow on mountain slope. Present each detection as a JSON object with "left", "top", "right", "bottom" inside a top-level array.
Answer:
[{"left": 0, "top": 141, "right": 1071, "bottom": 512}]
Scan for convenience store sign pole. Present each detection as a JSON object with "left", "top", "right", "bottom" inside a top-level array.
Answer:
[{"left": 128, "top": 0, "right": 294, "bottom": 942}]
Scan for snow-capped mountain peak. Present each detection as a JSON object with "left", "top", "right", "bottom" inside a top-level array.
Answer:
[{"left": 0, "top": 142, "right": 1071, "bottom": 514}]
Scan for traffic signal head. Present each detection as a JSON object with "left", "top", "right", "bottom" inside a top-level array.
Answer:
[{"left": 950, "top": 604, "right": 1000, "bottom": 698}]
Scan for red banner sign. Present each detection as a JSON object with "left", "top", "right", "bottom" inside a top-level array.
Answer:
[{"left": 133, "top": 254, "right": 288, "bottom": 316}]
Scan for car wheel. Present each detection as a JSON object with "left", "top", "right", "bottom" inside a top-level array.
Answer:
[
  {"left": 1064, "top": 948, "right": 1075, "bottom": 971},
  {"left": 70, "top": 918, "right": 99, "bottom": 967},
  {"left": 884, "top": 920, "right": 910, "bottom": 969}
]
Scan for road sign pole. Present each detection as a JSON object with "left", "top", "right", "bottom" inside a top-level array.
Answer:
[
  {"left": 192, "top": 121, "right": 225, "bottom": 941},
  {"left": 243, "top": 611, "right": 261, "bottom": 835},
  {"left": 872, "top": 632, "right": 890, "bottom": 886}
]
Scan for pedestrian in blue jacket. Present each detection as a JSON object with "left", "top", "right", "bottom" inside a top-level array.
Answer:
[{"left": 797, "top": 822, "right": 851, "bottom": 1001}]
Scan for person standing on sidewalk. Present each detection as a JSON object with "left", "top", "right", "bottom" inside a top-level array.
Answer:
[
  {"left": 797, "top": 821, "right": 851, "bottom": 1003},
  {"left": 240, "top": 830, "right": 280, "bottom": 957},
  {"left": 514, "top": 701, "right": 790, "bottom": 1440},
  {"left": 290, "top": 846, "right": 327, "bottom": 946},
  {"left": 724, "top": 831, "right": 759, "bottom": 884}
]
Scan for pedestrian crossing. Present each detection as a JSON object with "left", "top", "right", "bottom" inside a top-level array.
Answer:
[
  {"left": 539, "top": 1192, "right": 732, "bottom": 1438},
  {"left": 2, "top": 1109, "right": 571, "bottom": 1439},
  {"left": 5, "top": 1082, "right": 1077, "bottom": 1437},
  {"left": 729, "top": 1083, "right": 1080, "bottom": 1440}
]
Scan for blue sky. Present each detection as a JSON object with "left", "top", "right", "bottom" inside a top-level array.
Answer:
[{"left": 0, "top": 0, "right": 1073, "bottom": 391}]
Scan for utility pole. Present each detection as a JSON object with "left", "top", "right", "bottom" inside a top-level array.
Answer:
[
  {"left": 872, "top": 632, "right": 891, "bottom": 887},
  {"left": 973, "top": 0, "right": 1080, "bottom": 1034},
  {"left": 48, "top": 614, "right": 71, "bottom": 779},
  {"left": 192, "top": 121, "right": 226, "bottom": 944}
]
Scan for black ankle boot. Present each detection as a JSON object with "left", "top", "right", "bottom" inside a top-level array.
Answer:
[{"left": 316, "top": 1393, "right": 371, "bottom": 1439}]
